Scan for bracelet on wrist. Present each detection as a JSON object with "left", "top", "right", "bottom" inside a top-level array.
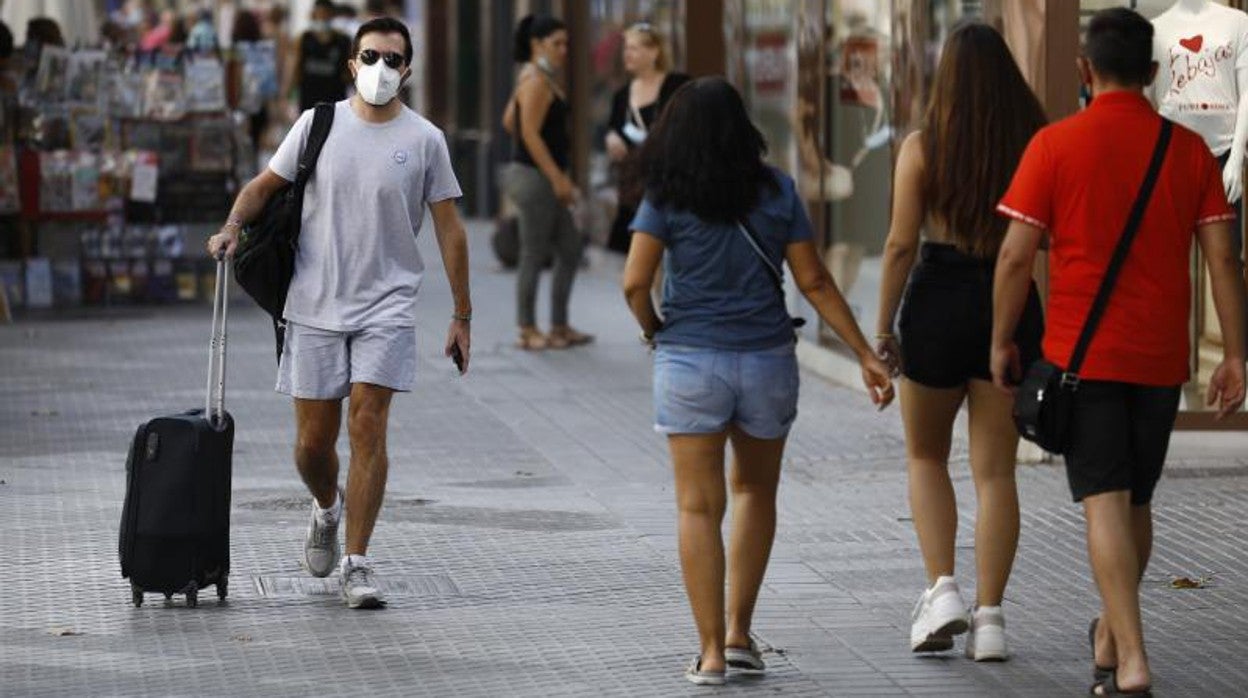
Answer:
[
  {"left": 224, "top": 218, "right": 244, "bottom": 230},
  {"left": 875, "top": 332, "right": 895, "bottom": 339},
  {"left": 452, "top": 312, "right": 472, "bottom": 322}
]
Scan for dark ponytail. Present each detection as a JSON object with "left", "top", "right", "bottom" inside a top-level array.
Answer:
[{"left": 512, "top": 14, "right": 566, "bottom": 63}]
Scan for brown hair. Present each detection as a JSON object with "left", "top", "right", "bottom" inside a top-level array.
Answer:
[
  {"left": 922, "top": 22, "right": 1047, "bottom": 258},
  {"left": 625, "top": 22, "right": 668, "bottom": 72}
]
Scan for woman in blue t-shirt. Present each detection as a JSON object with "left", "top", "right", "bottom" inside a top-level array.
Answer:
[{"left": 622, "top": 77, "right": 894, "bottom": 686}]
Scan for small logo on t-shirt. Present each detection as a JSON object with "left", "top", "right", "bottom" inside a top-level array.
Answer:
[{"left": 392, "top": 149, "right": 408, "bottom": 165}]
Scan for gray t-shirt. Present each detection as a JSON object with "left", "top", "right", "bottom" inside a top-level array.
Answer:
[{"left": 268, "top": 101, "right": 462, "bottom": 331}]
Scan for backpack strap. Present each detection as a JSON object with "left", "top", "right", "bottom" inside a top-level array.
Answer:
[
  {"left": 288, "top": 103, "right": 334, "bottom": 247},
  {"left": 294, "top": 102, "right": 335, "bottom": 191}
]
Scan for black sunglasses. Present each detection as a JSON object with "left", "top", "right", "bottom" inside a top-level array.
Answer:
[{"left": 357, "top": 49, "right": 405, "bottom": 69}]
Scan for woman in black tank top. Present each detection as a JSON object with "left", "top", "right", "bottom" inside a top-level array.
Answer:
[{"left": 501, "top": 15, "right": 592, "bottom": 351}]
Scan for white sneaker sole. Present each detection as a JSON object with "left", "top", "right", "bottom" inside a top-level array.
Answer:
[{"left": 911, "top": 616, "right": 969, "bottom": 653}]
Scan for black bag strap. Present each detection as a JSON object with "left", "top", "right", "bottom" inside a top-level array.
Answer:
[
  {"left": 737, "top": 217, "right": 806, "bottom": 328},
  {"left": 294, "top": 102, "right": 335, "bottom": 191},
  {"left": 1065, "top": 119, "right": 1172, "bottom": 381}
]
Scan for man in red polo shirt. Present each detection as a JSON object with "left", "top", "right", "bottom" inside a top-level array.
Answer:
[{"left": 991, "top": 8, "right": 1246, "bottom": 696}]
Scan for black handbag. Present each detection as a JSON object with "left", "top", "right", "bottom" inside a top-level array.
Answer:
[
  {"left": 1014, "top": 119, "right": 1173, "bottom": 454},
  {"left": 233, "top": 103, "right": 335, "bottom": 323}
]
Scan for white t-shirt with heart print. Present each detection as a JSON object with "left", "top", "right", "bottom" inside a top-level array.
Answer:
[{"left": 1152, "top": 2, "right": 1248, "bottom": 156}]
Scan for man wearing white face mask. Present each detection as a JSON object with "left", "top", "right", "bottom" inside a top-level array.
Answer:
[{"left": 207, "top": 17, "right": 472, "bottom": 609}]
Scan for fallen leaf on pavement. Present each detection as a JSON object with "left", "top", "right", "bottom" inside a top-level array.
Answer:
[
  {"left": 47, "top": 627, "right": 81, "bottom": 636},
  {"left": 1170, "top": 575, "right": 1210, "bottom": 589}
]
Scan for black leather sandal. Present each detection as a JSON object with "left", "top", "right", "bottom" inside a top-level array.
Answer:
[
  {"left": 1090, "top": 670, "right": 1153, "bottom": 696},
  {"left": 1088, "top": 618, "right": 1115, "bottom": 683}
]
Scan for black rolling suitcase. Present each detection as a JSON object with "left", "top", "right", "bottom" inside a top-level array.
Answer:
[{"left": 119, "top": 257, "right": 233, "bottom": 608}]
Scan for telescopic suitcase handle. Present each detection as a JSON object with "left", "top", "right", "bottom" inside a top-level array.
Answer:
[{"left": 206, "top": 255, "right": 229, "bottom": 428}]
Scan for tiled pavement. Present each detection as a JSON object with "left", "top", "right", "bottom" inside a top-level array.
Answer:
[{"left": 2, "top": 220, "right": 1247, "bottom": 697}]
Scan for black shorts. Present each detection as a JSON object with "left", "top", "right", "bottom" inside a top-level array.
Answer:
[
  {"left": 898, "top": 243, "right": 1043, "bottom": 388},
  {"left": 1064, "top": 381, "right": 1182, "bottom": 505}
]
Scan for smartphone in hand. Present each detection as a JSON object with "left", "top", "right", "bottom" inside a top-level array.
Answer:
[{"left": 450, "top": 343, "right": 465, "bottom": 374}]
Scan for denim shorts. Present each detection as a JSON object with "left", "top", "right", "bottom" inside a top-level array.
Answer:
[{"left": 653, "top": 343, "right": 799, "bottom": 439}]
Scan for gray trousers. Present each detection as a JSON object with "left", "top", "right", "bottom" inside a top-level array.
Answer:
[{"left": 502, "top": 163, "right": 583, "bottom": 327}]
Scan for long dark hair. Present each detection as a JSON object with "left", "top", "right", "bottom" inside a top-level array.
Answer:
[
  {"left": 513, "top": 15, "right": 566, "bottom": 63},
  {"left": 923, "top": 22, "right": 1047, "bottom": 258},
  {"left": 640, "top": 77, "right": 776, "bottom": 223}
]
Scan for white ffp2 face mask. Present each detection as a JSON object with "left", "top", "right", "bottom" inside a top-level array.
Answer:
[{"left": 355, "top": 62, "right": 402, "bottom": 106}]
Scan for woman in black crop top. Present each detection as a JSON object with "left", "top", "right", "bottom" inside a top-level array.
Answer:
[{"left": 501, "top": 15, "right": 592, "bottom": 351}]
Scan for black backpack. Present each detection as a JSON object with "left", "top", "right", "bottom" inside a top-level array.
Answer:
[{"left": 233, "top": 103, "right": 335, "bottom": 330}]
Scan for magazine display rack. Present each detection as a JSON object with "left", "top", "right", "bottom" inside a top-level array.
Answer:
[{"left": 0, "top": 41, "right": 277, "bottom": 310}]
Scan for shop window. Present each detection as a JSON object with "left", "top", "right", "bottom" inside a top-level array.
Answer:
[{"left": 725, "top": 0, "right": 980, "bottom": 351}]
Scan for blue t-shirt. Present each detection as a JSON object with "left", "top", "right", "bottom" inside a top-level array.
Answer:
[{"left": 630, "top": 168, "right": 814, "bottom": 351}]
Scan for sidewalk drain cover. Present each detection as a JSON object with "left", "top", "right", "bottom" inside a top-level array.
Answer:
[{"left": 251, "top": 574, "right": 460, "bottom": 598}]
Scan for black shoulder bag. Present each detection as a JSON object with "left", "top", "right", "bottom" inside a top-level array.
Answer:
[
  {"left": 233, "top": 102, "right": 335, "bottom": 323},
  {"left": 736, "top": 218, "right": 807, "bottom": 334},
  {"left": 1014, "top": 119, "right": 1172, "bottom": 454}
]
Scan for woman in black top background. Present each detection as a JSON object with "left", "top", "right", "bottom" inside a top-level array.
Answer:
[
  {"left": 605, "top": 23, "right": 688, "bottom": 253},
  {"left": 502, "top": 15, "right": 592, "bottom": 351}
]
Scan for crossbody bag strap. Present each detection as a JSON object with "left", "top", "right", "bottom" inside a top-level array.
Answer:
[
  {"left": 737, "top": 217, "right": 807, "bottom": 328},
  {"left": 1065, "top": 119, "right": 1173, "bottom": 380},
  {"left": 736, "top": 217, "right": 785, "bottom": 292}
]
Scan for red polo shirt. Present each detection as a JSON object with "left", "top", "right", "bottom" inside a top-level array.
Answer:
[{"left": 998, "top": 91, "right": 1233, "bottom": 386}]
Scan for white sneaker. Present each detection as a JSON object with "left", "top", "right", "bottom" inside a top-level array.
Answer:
[
  {"left": 303, "top": 488, "right": 343, "bottom": 578},
  {"left": 910, "top": 576, "right": 969, "bottom": 652},
  {"left": 965, "top": 606, "right": 1008, "bottom": 661},
  {"left": 341, "top": 559, "right": 386, "bottom": 609}
]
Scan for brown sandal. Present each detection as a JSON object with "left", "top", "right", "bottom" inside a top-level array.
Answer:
[
  {"left": 549, "top": 326, "right": 595, "bottom": 347},
  {"left": 516, "top": 327, "right": 549, "bottom": 351}
]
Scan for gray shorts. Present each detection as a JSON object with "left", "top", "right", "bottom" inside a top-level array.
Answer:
[{"left": 276, "top": 322, "right": 417, "bottom": 400}]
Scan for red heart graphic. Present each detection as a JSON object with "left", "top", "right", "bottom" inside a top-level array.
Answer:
[{"left": 1180, "top": 35, "right": 1204, "bottom": 53}]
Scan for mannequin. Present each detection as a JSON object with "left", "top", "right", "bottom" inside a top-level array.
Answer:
[
  {"left": 1152, "top": 0, "right": 1248, "bottom": 328},
  {"left": 1152, "top": 0, "right": 1248, "bottom": 203}
]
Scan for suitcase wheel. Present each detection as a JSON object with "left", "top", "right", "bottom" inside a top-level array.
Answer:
[
  {"left": 131, "top": 583, "right": 143, "bottom": 608},
  {"left": 217, "top": 575, "right": 228, "bottom": 601},
  {"left": 186, "top": 589, "right": 198, "bottom": 608}
]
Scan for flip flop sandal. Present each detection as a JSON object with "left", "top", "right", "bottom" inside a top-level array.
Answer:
[
  {"left": 1090, "top": 670, "right": 1153, "bottom": 696},
  {"left": 1088, "top": 618, "right": 1115, "bottom": 683},
  {"left": 685, "top": 656, "right": 727, "bottom": 686},
  {"left": 726, "top": 639, "right": 765, "bottom": 674}
]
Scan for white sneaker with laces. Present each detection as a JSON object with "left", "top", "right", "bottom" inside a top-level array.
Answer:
[
  {"left": 303, "top": 488, "right": 343, "bottom": 578},
  {"left": 910, "top": 576, "right": 969, "bottom": 652},
  {"left": 341, "top": 558, "right": 386, "bottom": 609},
  {"left": 965, "top": 605, "right": 1008, "bottom": 661}
]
